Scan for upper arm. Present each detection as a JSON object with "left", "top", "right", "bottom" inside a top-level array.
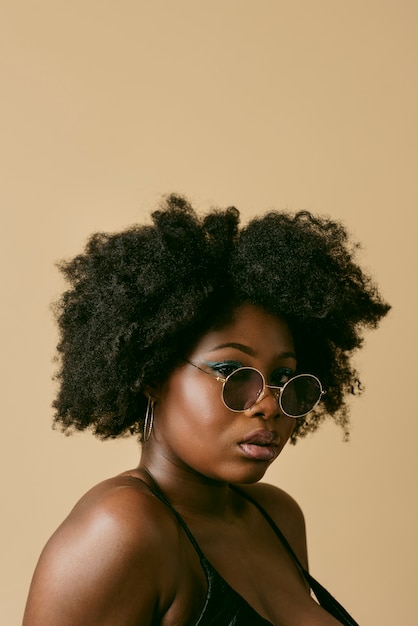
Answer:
[{"left": 23, "top": 486, "right": 176, "bottom": 626}]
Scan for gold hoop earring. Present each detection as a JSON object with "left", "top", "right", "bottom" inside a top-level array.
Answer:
[{"left": 143, "top": 397, "right": 155, "bottom": 442}]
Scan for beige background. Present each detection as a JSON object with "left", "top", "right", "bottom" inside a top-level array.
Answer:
[{"left": 1, "top": 1, "right": 416, "bottom": 624}]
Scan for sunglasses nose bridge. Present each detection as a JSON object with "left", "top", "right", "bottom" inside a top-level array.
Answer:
[
  {"left": 258, "top": 382, "right": 282, "bottom": 406},
  {"left": 269, "top": 384, "right": 283, "bottom": 401}
]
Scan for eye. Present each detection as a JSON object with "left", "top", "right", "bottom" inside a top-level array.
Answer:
[
  {"left": 205, "top": 361, "right": 243, "bottom": 378},
  {"left": 270, "top": 367, "right": 294, "bottom": 387}
]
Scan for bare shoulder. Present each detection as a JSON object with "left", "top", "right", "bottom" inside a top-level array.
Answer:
[
  {"left": 23, "top": 475, "right": 182, "bottom": 625},
  {"left": 237, "top": 481, "right": 309, "bottom": 570}
]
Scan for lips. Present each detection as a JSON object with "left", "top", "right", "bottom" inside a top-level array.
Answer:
[
  {"left": 240, "top": 429, "right": 279, "bottom": 446},
  {"left": 239, "top": 429, "right": 280, "bottom": 461}
]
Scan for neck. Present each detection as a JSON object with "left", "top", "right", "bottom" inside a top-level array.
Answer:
[{"left": 134, "top": 449, "right": 237, "bottom": 519}]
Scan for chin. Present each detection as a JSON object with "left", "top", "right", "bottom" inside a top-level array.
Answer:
[{"left": 227, "top": 462, "right": 272, "bottom": 485}]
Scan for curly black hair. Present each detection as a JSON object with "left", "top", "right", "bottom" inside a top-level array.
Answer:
[{"left": 52, "top": 194, "right": 390, "bottom": 442}]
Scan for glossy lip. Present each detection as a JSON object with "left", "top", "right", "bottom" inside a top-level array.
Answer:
[
  {"left": 238, "top": 429, "right": 281, "bottom": 461},
  {"left": 239, "top": 429, "right": 279, "bottom": 446}
]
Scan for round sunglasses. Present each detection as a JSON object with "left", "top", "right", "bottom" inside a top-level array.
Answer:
[{"left": 186, "top": 362, "right": 325, "bottom": 418}]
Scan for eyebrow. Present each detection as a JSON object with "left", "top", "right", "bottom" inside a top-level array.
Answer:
[{"left": 209, "top": 342, "right": 297, "bottom": 361}]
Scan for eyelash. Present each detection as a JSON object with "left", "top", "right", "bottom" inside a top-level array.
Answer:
[
  {"left": 270, "top": 368, "right": 295, "bottom": 386},
  {"left": 205, "top": 361, "right": 295, "bottom": 384},
  {"left": 205, "top": 361, "right": 242, "bottom": 378}
]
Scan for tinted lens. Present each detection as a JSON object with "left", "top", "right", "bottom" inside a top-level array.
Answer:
[
  {"left": 223, "top": 368, "right": 264, "bottom": 411},
  {"left": 280, "top": 375, "right": 322, "bottom": 417}
]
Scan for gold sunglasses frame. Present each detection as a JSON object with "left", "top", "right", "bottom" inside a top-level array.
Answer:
[{"left": 186, "top": 361, "right": 326, "bottom": 418}]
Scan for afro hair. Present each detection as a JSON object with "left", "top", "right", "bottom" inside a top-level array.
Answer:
[{"left": 52, "top": 194, "right": 390, "bottom": 442}]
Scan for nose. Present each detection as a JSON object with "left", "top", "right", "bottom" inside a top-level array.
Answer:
[{"left": 247, "top": 384, "right": 282, "bottom": 419}]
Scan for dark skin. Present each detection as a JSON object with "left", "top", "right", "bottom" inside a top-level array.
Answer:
[{"left": 23, "top": 305, "right": 343, "bottom": 625}]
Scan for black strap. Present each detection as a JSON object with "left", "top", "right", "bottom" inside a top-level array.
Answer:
[
  {"left": 133, "top": 477, "right": 208, "bottom": 561},
  {"left": 230, "top": 485, "right": 359, "bottom": 626},
  {"left": 133, "top": 477, "right": 359, "bottom": 626}
]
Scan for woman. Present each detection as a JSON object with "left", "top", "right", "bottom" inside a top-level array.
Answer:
[{"left": 23, "top": 195, "right": 390, "bottom": 625}]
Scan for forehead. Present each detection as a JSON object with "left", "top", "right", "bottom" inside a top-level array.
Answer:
[{"left": 190, "top": 304, "right": 295, "bottom": 359}]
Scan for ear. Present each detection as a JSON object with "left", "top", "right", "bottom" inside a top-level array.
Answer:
[{"left": 143, "top": 382, "right": 160, "bottom": 401}]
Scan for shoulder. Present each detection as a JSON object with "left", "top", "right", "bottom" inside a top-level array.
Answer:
[
  {"left": 68, "top": 474, "right": 180, "bottom": 543},
  {"left": 23, "top": 475, "right": 182, "bottom": 625},
  {"left": 47, "top": 474, "right": 181, "bottom": 569},
  {"left": 236, "top": 482, "right": 309, "bottom": 570}
]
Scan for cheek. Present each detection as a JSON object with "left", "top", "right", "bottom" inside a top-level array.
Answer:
[
  {"left": 154, "top": 378, "right": 236, "bottom": 476},
  {"left": 179, "top": 377, "right": 221, "bottom": 420},
  {"left": 157, "top": 374, "right": 226, "bottom": 439}
]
